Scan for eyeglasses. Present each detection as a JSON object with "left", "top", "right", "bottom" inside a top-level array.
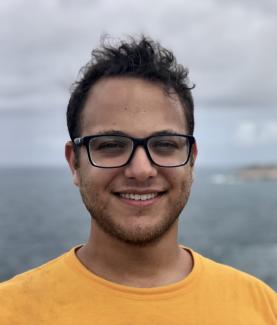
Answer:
[{"left": 73, "top": 133, "right": 195, "bottom": 168}]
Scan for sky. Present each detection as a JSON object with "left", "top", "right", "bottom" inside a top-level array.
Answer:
[{"left": 0, "top": 0, "right": 277, "bottom": 166}]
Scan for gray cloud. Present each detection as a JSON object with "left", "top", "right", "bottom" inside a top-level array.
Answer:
[
  {"left": 219, "top": 0, "right": 277, "bottom": 16},
  {"left": 1, "top": 0, "right": 276, "bottom": 109}
]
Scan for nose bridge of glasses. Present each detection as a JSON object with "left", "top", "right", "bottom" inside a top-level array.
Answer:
[{"left": 129, "top": 137, "right": 153, "bottom": 164}]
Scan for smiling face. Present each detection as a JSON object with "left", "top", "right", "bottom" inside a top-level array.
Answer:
[{"left": 66, "top": 77, "right": 197, "bottom": 246}]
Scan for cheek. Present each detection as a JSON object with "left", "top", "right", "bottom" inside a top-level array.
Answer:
[
  {"left": 163, "top": 168, "right": 188, "bottom": 185},
  {"left": 164, "top": 169, "right": 193, "bottom": 196},
  {"left": 79, "top": 168, "right": 120, "bottom": 192}
]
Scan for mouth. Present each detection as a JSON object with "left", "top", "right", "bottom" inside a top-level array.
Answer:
[
  {"left": 113, "top": 191, "right": 167, "bottom": 207},
  {"left": 120, "top": 192, "right": 159, "bottom": 201}
]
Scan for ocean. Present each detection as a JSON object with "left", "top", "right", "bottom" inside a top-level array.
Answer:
[{"left": 0, "top": 166, "right": 276, "bottom": 290}]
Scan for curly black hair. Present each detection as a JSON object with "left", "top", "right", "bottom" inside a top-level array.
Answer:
[{"left": 67, "top": 36, "right": 195, "bottom": 141}]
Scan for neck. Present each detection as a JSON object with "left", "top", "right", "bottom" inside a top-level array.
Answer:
[{"left": 76, "top": 220, "right": 193, "bottom": 288}]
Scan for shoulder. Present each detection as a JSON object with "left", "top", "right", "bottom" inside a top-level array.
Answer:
[
  {"left": 0, "top": 246, "right": 87, "bottom": 323},
  {"left": 1, "top": 250, "right": 65, "bottom": 286},
  {"left": 190, "top": 249, "right": 277, "bottom": 311},
  {"left": 0, "top": 249, "right": 71, "bottom": 315},
  {"left": 199, "top": 251, "right": 274, "bottom": 288}
]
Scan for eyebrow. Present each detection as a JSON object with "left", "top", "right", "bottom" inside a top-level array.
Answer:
[
  {"left": 151, "top": 130, "right": 182, "bottom": 136},
  {"left": 93, "top": 129, "right": 183, "bottom": 137},
  {"left": 93, "top": 130, "right": 128, "bottom": 136}
]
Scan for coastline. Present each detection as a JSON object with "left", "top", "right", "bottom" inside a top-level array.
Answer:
[{"left": 236, "top": 164, "right": 277, "bottom": 181}]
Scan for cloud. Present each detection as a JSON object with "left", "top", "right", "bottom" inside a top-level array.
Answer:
[
  {"left": 235, "top": 120, "right": 277, "bottom": 146},
  {"left": 1, "top": 0, "right": 277, "bottom": 111},
  {"left": 1, "top": 0, "right": 277, "bottom": 166},
  {"left": 219, "top": 0, "right": 277, "bottom": 16}
]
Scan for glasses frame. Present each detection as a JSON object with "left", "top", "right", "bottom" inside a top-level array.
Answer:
[{"left": 73, "top": 133, "right": 195, "bottom": 168}]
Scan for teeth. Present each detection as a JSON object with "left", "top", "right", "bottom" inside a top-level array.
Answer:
[{"left": 119, "top": 193, "right": 158, "bottom": 201}]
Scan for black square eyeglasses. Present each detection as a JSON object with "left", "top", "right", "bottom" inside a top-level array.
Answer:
[{"left": 73, "top": 133, "right": 195, "bottom": 168}]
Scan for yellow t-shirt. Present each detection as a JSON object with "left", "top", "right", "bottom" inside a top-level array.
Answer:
[{"left": 0, "top": 246, "right": 276, "bottom": 324}]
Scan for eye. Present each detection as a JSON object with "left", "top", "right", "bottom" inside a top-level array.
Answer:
[
  {"left": 95, "top": 141, "right": 127, "bottom": 152},
  {"left": 89, "top": 136, "right": 131, "bottom": 155},
  {"left": 150, "top": 140, "right": 178, "bottom": 152},
  {"left": 149, "top": 136, "right": 188, "bottom": 155}
]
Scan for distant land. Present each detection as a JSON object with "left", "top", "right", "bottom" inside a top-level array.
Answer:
[{"left": 236, "top": 164, "right": 277, "bottom": 181}]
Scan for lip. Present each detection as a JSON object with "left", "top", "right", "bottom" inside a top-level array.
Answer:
[
  {"left": 114, "top": 189, "right": 166, "bottom": 195},
  {"left": 113, "top": 189, "right": 166, "bottom": 207},
  {"left": 116, "top": 193, "right": 164, "bottom": 207}
]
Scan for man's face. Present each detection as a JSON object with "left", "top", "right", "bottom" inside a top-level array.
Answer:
[{"left": 67, "top": 77, "right": 197, "bottom": 246}]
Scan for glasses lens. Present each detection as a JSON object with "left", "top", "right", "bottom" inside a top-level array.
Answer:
[
  {"left": 148, "top": 135, "right": 190, "bottom": 167},
  {"left": 89, "top": 136, "right": 132, "bottom": 167}
]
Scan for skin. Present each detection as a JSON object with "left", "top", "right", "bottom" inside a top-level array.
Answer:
[{"left": 65, "top": 77, "right": 198, "bottom": 288}]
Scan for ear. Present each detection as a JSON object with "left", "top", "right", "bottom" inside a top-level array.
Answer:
[
  {"left": 190, "top": 141, "right": 198, "bottom": 167},
  {"left": 190, "top": 142, "right": 198, "bottom": 182},
  {"left": 192, "top": 141, "right": 198, "bottom": 164},
  {"left": 65, "top": 141, "right": 80, "bottom": 187}
]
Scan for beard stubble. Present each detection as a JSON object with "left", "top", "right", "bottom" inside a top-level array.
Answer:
[{"left": 79, "top": 176, "right": 192, "bottom": 247}]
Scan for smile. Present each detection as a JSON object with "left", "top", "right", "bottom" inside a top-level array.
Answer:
[{"left": 119, "top": 193, "right": 158, "bottom": 201}]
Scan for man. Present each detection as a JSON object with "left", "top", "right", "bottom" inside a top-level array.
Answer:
[{"left": 0, "top": 36, "right": 276, "bottom": 324}]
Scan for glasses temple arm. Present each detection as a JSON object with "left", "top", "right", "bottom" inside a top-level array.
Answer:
[{"left": 73, "top": 137, "right": 84, "bottom": 146}]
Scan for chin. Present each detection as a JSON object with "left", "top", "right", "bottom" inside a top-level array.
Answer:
[{"left": 94, "top": 213, "right": 179, "bottom": 247}]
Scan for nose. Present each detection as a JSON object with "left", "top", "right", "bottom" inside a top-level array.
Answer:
[{"left": 124, "top": 146, "right": 158, "bottom": 181}]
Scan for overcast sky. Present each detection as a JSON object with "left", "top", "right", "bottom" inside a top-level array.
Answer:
[{"left": 0, "top": 0, "right": 276, "bottom": 166}]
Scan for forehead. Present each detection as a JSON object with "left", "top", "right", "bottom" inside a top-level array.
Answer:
[{"left": 81, "top": 77, "right": 188, "bottom": 136}]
